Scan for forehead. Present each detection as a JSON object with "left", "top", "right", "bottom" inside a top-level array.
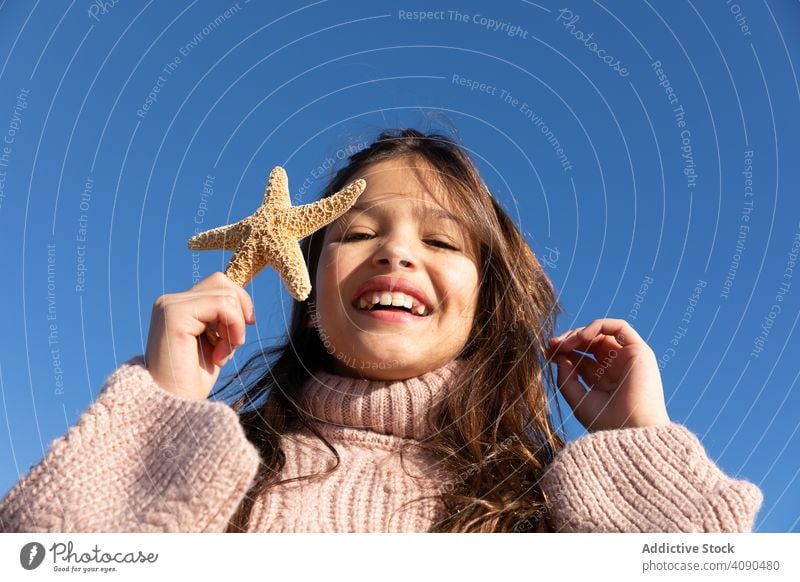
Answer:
[{"left": 344, "top": 157, "right": 456, "bottom": 215}]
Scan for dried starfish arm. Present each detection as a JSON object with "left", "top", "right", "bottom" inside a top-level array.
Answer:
[
  {"left": 262, "top": 166, "right": 291, "bottom": 209},
  {"left": 285, "top": 179, "right": 366, "bottom": 240},
  {"left": 270, "top": 238, "right": 312, "bottom": 302},
  {"left": 223, "top": 237, "right": 268, "bottom": 288},
  {"left": 187, "top": 221, "right": 247, "bottom": 251}
]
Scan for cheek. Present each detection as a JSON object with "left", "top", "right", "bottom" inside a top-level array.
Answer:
[
  {"left": 315, "top": 248, "right": 334, "bottom": 290},
  {"left": 316, "top": 244, "right": 346, "bottom": 287},
  {"left": 461, "top": 285, "right": 480, "bottom": 322},
  {"left": 315, "top": 246, "right": 356, "bottom": 314},
  {"left": 442, "top": 263, "right": 480, "bottom": 311},
  {"left": 312, "top": 249, "right": 335, "bottom": 318}
]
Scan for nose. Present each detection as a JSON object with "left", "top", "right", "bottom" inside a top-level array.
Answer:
[{"left": 371, "top": 236, "right": 415, "bottom": 270}]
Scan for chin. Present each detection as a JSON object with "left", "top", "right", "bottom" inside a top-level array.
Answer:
[{"left": 332, "top": 351, "right": 425, "bottom": 380}]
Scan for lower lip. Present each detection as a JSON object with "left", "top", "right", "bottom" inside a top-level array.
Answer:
[{"left": 355, "top": 307, "right": 430, "bottom": 324}]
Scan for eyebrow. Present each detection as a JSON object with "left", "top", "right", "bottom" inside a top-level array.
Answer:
[{"left": 342, "top": 201, "right": 459, "bottom": 223}]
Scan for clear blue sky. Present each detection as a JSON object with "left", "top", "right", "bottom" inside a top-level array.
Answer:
[{"left": 0, "top": 1, "right": 798, "bottom": 532}]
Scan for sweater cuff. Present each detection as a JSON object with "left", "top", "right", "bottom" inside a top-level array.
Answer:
[
  {"left": 0, "top": 356, "right": 261, "bottom": 532},
  {"left": 540, "top": 423, "right": 764, "bottom": 533}
]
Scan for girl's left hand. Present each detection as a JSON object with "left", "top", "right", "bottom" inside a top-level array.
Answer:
[{"left": 546, "top": 318, "right": 671, "bottom": 432}]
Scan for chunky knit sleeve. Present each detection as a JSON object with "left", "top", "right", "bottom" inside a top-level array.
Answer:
[
  {"left": 540, "top": 423, "right": 763, "bottom": 532},
  {"left": 0, "top": 356, "right": 261, "bottom": 533}
]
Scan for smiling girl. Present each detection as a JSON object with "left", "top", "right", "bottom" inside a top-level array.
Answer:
[{"left": 0, "top": 129, "right": 762, "bottom": 533}]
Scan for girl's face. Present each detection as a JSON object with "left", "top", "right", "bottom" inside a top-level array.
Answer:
[{"left": 314, "top": 157, "right": 480, "bottom": 380}]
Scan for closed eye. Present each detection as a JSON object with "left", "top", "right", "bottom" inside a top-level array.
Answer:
[
  {"left": 341, "top": 232, "right": 374, "bottom": 242},
  {"left": 425, "top": 239, "right": 458, "bottom": 250},
  {"left": 341, "top": 233, "right": 459, "bottom": 251}
]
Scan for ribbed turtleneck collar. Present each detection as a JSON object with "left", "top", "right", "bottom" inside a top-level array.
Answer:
[{"left": 294, "top": 359, "right": 465, "bottom": 441}]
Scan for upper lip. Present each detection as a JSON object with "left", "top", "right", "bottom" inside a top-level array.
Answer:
[{"left": 352, "top": 276, "right": 435, "bottom": 313}]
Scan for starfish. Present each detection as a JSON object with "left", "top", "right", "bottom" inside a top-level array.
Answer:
[{"left": 187, "top": 165, "right": 366, "bottom": 301}]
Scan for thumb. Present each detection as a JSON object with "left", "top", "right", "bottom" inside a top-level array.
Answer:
[
  {"left": 556, "top": 356, "right": 588, "bottom": 412},
  {"left": 213, "top": 340, "right": 237, "bottom": 368}
]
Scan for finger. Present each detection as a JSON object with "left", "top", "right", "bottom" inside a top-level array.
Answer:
[
  {"left": 554, "top": 355, "right": 589, "bottom": 412},
  {"left": 211, "top": 297, "right": 248, "bottom": 350},
  {"left": 231, "top": 281, "right": 256, "bottom": 323},
  {"left": 546, "top": 327, "right": 584, "bottom": 356},
  {"left": 574, "top": 334, "right": 621, "bottom": 363},
  {"left": 192, "top": 271, "right": 236, "bottom": 291},
  {"left": 167, "top": 292, "right": 247, "bottom": 352},
  {"left": 196, "top": 328, "right": 228, "bottom": 369},
  {"left": 177, "top": 294, "right": 248, "bottom": 349},
  {"left": 561, "top": 351, "right": 603, "bottom": 389},
  {"left": 548, "top": 326, "right": 587, "bottom": 349},
  {"left": 550, "top": 326, "right": 584, "bottom": 343},
  {"left": 557, "top": 318, "right": 642, "bottom": 349},
  {"left": 548, "top": 331, "right": 607, "bottom": 356},
  {"left": 212, "top": 332, "right": 237, "bottom": 367},
  {"left": 196, "top": 330, "right": 235, "bottom": 369},
  {"left": 197, "top": 330, "right": 215, "bottom": 365},
  {"left": 192, "top": 272, "right": 256, "bottom": 323},
  {"left": 170, "top": 290, "right": 252, "bottom": 331}
]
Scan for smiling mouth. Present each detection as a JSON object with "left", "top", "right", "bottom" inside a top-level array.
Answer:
[
  {"left": 352, "top": 291, "right": 432, "bottom": 317},
  {"left": 354, "top": 306, "right": 430, "bottom": 323}
]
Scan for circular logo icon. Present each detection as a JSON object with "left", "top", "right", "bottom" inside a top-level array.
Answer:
[{"left": 20, "top": 542, "right": 46, "bottom": 570}]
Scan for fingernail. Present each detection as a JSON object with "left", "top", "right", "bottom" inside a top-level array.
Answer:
[{"left": 247, "top": 309, "right": 256, "bottom": 324}]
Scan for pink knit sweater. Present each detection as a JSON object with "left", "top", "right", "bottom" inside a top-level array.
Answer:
[{"left": 0, "top": 356, "right": 763, "bottom": 532}]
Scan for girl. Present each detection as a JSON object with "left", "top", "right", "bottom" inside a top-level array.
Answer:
[{"left": 0, "top": 129, "right": 762, "bottom": 533}]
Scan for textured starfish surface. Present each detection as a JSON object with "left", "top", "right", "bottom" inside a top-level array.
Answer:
[{"left": 187, "top": 166, "right": 366, "bottom": 301}]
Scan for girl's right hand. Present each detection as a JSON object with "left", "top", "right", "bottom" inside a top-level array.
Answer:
[{"left": 144, "top": 272, "right": 256, "bottom": 401}]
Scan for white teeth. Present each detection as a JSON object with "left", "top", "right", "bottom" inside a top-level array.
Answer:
[{"left": 356, "top": 290, "right": 430, "bottom": 316}]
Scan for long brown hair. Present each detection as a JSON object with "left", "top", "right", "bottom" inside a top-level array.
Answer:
[{"left": 212, "top": 128, "right": 566, "bottom": 532}]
